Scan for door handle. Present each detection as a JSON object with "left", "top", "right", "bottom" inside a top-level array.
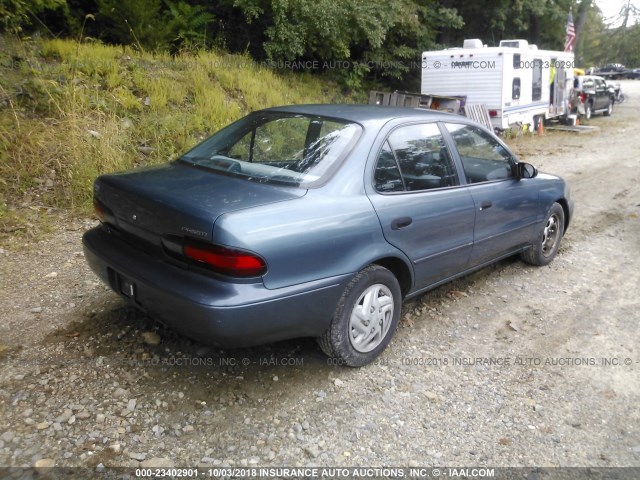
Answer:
[
  {"left": 391, "top": 217, "right": 413, "bottom": 230},
  {"left": 479, "top": 201, "right": 493, "bottom": 211}
]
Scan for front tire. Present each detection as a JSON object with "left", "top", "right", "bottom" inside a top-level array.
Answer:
[
  {"left": 604, "top": 99, "right": 613, "bottom": 116},
  {"left": 521, "top": 202, "right": 565, "bottom": 266},
  {"left": 317, "top": 265, "right": 401, "bottom": 367}
]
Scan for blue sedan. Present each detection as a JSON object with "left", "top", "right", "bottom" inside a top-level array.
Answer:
[{"left": 83, "top": 104, "right": 573, "bottom": 366}]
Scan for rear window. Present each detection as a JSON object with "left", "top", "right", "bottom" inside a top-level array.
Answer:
[{"left": 180, "top": 112, "right": 361, "bottom": 187}]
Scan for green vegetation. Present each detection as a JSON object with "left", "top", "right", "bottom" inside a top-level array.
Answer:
[
  {"left": 5, "top": 1, "right": 639, "bottom": 79},
  {"left": 575, "top": 2, "right": 640, "bottom": 67},
  {"left": 1, "top": 0, "right": 636, "bottom": 243},
  {"left": 0, "top": 37, "right": 348, "bottom": 238},
  {"left": 5, "top": 0, "right": 612, "bottom": 90},
  {"left": 0, "top": 0, "right": 66, "bottom": 33}
]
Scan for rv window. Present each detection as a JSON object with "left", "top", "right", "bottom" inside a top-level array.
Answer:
[
  {"left": 532, "top": 59, "right": 542, "bottom": 101},
  {"left": 512, "top": 78, "right": 521, "bottom": 100},
  {"left": 513, "top": 54, "right": 521, "bottom": 69}
]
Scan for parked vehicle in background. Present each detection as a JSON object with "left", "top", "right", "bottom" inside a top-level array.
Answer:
[
  {"left": 83, "top": 105, "right": 573, "bottom": 367},
  {"left": 595, "top": 63, "right": 627, "bottom": 80},
  {"left": 572, "top": 75, "right": 615, "bottom": 119},
  {"left": 626, "top": 68, "right": 640, "bottom": 80}
]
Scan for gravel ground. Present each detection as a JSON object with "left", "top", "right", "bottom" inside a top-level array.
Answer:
[{"left": 1, "top": 81, "right": 639, "bottom": 475}]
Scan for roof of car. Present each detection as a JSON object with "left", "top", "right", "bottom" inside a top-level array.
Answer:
[{"left": 262, "top": 104, "right": 461, "bottom": 124}]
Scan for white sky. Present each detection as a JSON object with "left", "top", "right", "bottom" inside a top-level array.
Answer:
[{"left": 595, "top": 0, "right": 639, "bottom": 26}]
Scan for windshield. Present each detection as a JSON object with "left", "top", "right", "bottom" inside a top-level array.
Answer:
[{"left": 180, "top": 112, "right": 362, "bottom": 187}]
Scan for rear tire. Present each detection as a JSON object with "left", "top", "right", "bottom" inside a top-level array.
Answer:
[
  {"left": 521, "top": 202, "right": 565, "bottom": 266},
  {"left": 604, "top": 99, "right": 613, "bottom": 116},
  {"left": 317, "top": 265, "right": 401, "bottom": 367},
  {"left": 584, "top": 102, "right": 592, "bottom": 120}
]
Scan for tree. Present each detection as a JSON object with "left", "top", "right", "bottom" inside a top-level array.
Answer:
[
  {"left": 437, "top": 0, "right": 573, "bottom": 49},
  {"left": 610, "top": 0, "right": 640, "bottom": 65},
  {"left": 96, "top": 0, "right": 214, "bottom": 51},
  {"left": 573, "top": 3, "right": 604, "bottom": 67},
  {"left": 360, "top": 1, "right": 463, "bottom": 88},
  {"left": 0, "top": 0, "right": 67, "bottom": 33},
  {"left": 165, "top": 2, "right": 214, "bottom": 49},
  {"left": 577, "top": 0, "right": 640, "bottom": 67},
  {"left": 97, "top": 0, "right": 166, "bottom": 49},
  {"left": 227, "top": 0, "right": 462, "bottom": 89}
]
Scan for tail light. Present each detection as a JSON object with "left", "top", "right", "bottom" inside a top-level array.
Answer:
[
  {"left": 580, "top": 93, "right": 587, "bottom": 103},
  {"left": 488, "top": 110, "right": 498, "bottom": 117},
  {"left": 94, "top": 198, "right": 114, "bottom": 224},
  {"left": 183, "top": 240, "right": 267, "bottom": 278},
  {"left": 94, "top": 199, "right": 106, "bottom": 222}
]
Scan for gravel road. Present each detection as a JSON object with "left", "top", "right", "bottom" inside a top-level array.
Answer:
[{"left": 1, "top": 81, "right": 639, "bottom": 475}]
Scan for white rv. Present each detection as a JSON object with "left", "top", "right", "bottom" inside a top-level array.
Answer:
[{"left": 421, "top": 39, "right": 575, "bottom": 130}]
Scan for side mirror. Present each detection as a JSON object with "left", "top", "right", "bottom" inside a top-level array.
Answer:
[{"left": 517, "top": 162, "right": 538, "bottom": 179}]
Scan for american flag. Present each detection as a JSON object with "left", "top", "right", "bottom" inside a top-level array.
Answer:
[{"left": 564, "top": 12, "right": 576, "bottom": 52}]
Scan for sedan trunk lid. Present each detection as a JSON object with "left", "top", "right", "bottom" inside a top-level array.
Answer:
[{"left": 95, "top": 161, "right": 305, "bottom": 247}]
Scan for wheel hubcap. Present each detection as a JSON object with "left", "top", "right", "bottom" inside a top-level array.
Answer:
[
  {"left": 348, "top": 284, "right": 394, "bottom": 353},
  {"left": 541, "top": 213, "right": 560, "bottom": 257}
]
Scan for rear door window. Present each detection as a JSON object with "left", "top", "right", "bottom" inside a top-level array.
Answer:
[{"left": 374, "top": 123, "right": 458, "bottom": 192}]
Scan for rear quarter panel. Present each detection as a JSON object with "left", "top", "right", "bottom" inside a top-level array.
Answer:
[
  {"left": 213, "top": 190, "right": 408, "bottom": 290},
  {"left": 211, "top": 122, "right": 415, "bottom": 291}
]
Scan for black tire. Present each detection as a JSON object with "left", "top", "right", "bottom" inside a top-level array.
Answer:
[
  {"left": 317, "top": 265, "right": 401, "bottom": 367},
  {"left": 584, "top": 102, "right": 592, "bottom": 120},
  {"left": 521, "top": 202, "right": 565, "bottom": 266},
  {"left": 604, "top": 99, "right": 613, "bottom": 116}
]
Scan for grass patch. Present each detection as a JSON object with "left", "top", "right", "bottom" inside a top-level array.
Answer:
[{"left": 0, "top": 37, "right": 350, "bottom": 245}]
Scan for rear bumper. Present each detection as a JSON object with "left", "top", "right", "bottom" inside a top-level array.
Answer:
[{"left": 82, "top": 226, "right": 350, "bottom": 347}]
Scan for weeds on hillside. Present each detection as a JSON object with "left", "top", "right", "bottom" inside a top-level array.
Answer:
[{"left": 0, "top": 37, "right": 347, "bottom": 244}]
